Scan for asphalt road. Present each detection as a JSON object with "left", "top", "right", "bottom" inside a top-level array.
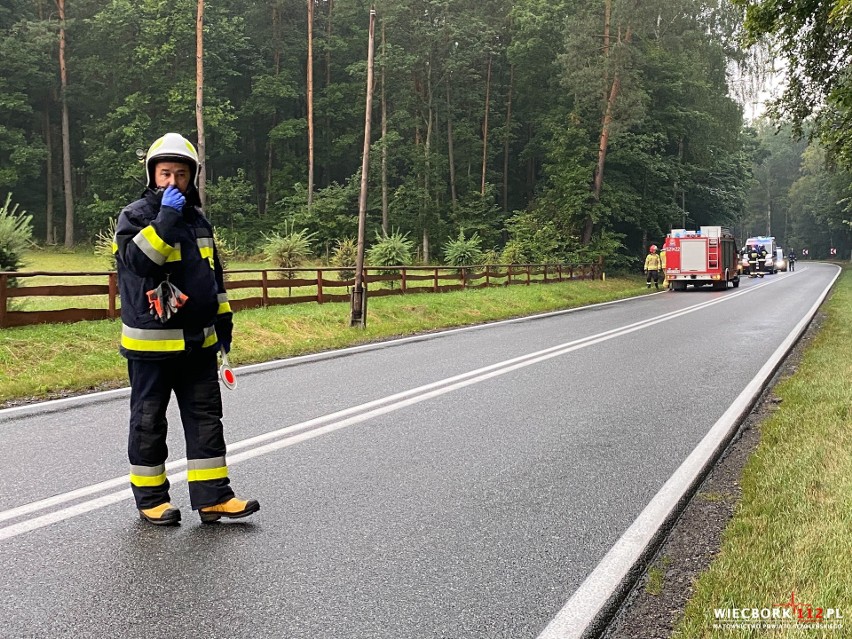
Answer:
[{"left": 0, "top": 263, "right": 840, "bottom": 639}]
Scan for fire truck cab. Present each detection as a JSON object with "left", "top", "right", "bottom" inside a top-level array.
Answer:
[{"left": 664, "top": 226, "right": 740, "bottom": 292}]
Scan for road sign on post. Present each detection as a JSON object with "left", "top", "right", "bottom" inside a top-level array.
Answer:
[
  {"left": 802, "top": 248, "right": 809, "bottom": 257},
  {"left": 830, "top": 247, "right": 837, "bottom": 256}
]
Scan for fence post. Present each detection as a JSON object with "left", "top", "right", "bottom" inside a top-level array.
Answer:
[
  {"left": 0, "top": 274, "right": 7, "bottom": 328},
  {"left": 108, "top": 272, "right": 117, "bottom": 320},
  {"left": 316, "top": 269, "right": 324, "bottom": 304},
  {"left": 526, "top": 264, "right": 531, "bottom": 285},
  {"left": 543, "top": 264, "right": 548, "bottom": 284},
  {"left": 569, "top": 266, "right": 574, "bottom": 280},
  {"left": 401, "top": 267, "right": 407, "bottom": 293},
  {"left": 557, "top": 264, "right": 563, "bottom": 282},
  {"left": 433, "top": 267, "right": 439, "bottom": 292},
  {"left": 461, "top": 267, "right": 466, "bottom": 289},
  {"left": 507, "top": 267, "right": 512, "bottom": 287},
  {"left": 262, "top": 270, "right": 269, "bottom": 307},
  {"left": 485, "top": 266, "right": 490, "bottom": 288}
]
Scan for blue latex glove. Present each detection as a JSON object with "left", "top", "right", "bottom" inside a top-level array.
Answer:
[{"left": 161, "top": 185, "right": 185, "bottom": 211}]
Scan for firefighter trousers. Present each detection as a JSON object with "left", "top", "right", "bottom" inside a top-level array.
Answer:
[{"left": 127, "top": 349, "right": 235, "bottom": 510}]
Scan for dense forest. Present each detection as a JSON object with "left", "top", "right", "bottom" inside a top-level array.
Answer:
[{"left": 0, "top": 0, "right": 849, "bottom": 265}]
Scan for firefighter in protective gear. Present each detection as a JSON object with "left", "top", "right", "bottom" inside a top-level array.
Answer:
[
  {"left": 644, "top": 244, "right": 662, "bottom": 290},
  {"left": 114, "top": 132, "right": 259, "bottom": 525},
  {"left": 659, "top": 244, "right": 670, "bottom": 290}
]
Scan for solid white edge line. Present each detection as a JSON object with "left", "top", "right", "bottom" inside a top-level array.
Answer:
[
  {"left": 0, "top": 290, "right": 655, "bottom": 422},
  {"left": 0, "top": 275, "right": 790, "bottom": 540},
  {"left": 0, "top": 280, "right": 776, "bottom": 526},
  {"left": 536, "top": 264, "right": 841, "bottom": 639}
]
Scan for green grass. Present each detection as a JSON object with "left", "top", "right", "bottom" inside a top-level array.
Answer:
[
  {"left": 1, "top": 269, "right": 649, "bottom": 404},
  {"left": 646, "top": 556, "right": 671, "bottom": 596},
  {"left": 672, "top": 268, "right": 852, "bottom": 638}
]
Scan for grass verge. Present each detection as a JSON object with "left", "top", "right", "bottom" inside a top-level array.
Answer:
[
  {"left": 1, "top": 276, "right": 649, "bottom": 405},
  {"left": 672, "top": 268, "right": 852, "bottom": 638}
]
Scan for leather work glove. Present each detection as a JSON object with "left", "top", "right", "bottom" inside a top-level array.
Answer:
[{"left": 161, "top": 185, "right": 185, "bottom": 211}]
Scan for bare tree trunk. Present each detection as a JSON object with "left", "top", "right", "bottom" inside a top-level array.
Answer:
[
  {"left": 480, "top": 53, "right": 492, "bottom": 196},
  {"left": 446, "top": 80, "right": 457, "bottom": 209},
  {"left": 57, "top": 0, "right": 74, "bottom": 248},
  {"left": 423, "top": 59, "right": 433, "bottom": 263},
  {"left": 307, "top": 0, "right": 315, "bottom": 208},
  {"left": 502, "top": 64, "right": 514, "bottom": 212},
  {"left": 380, "top": 21, "right": 389, "bottom": 235},
  {"left": 265, "top": 5, "right": 282, "bottom": 217},
  {"left": 44, "top": 103, "right": 55, "bottom": 244},
  {"left": 584, "top": 19, "right": 632, "bottom": 245},
  {"left": 351, "top": 8, "right": 376, "bottom": 327},
  {"left": 325, "top": 0, "right": 333, "bottom": 86},
  {"left": 195, "top": 0, "right": 207, "bottom": 207}
]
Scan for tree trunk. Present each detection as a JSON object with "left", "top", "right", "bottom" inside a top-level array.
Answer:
[
  {"left": 352, "top": 8, "right": 376, "bottom": 326},
  {"left": 325, "top": 0, "right": 333, "bottom": 86},
  {"left": 423, "top": 63, "right": 433, "bottom": 263},
  {"left": 380, "top": 21, "right": 388, "bottom": 235},
  {"left": 584, "top": 20, "right": 632, "bottom": 245},
  {"left": 266, "top": 6, "right": 284, "bottom": 217},
  {"left": 44, "top": 103, "right": 54, "bottom": 244},
  {"left": 307, "top": 0, "right": 315, "bottom": 208},
  {"left": 502, "top": 64, "right": 514, "bottom": 212},
  {"left": 195, "top": 0, "right": 207, "bottom": 207},
  {"left": 57, "top": 0, "right": 74, "bottom": 248},
  {"left": 446, "top": 80, "right": 457, "bottom": 209},
  {"left": 265, "top": 4, "right": 282, "bottom": 217},
  {"left": 480, "top": 53, "right": 492, "bottom": 196}
]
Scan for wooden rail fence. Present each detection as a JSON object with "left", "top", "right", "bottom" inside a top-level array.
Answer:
[{"left": 0, "top": 262, "right": 602, "bottom": 328}]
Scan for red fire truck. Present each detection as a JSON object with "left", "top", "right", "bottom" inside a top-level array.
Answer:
[{"left": 663, "top": 226, "right": 740, "bottom": 291}]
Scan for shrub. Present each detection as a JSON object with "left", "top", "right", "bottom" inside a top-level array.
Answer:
[
  {"left": 442, "top": 230, "right": 484, "bottom": 268},
  {"left": 367, "top": 230, "right": 414, "bottom": 268},
  {"left": 261, "top": 221, "right": 317, "bottom": 270},
  {"left": 367, "top": 230, "right": 414, "bottom": 289},
  {"left": 213, "top": 227, "right": 236, "bottom": 273},
  {"left": 0, "top": 193, "right": 34, "bottom": 281},
  {"left": 94, "top": 217, "right": 118, "bottom": 270},
  {"left": 500, "top": 241, "right": 528, "bottom": 265},
  {"left": 330, "top": 237, "right": 357, "bottom": 281}
]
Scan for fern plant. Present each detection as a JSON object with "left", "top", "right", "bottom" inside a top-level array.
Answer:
[
  {"left": 94, "top": 217, "right": 118, "bottom": 270},
  {"left": 262, "top": 221, "right": 317, "bottom": 269},
  {"left": 443, "top": 230, "right": 483, "bottom": 268},
  {"left": 367, "top": 230, "right": 414, "bottom": 289},
  {"left": 0, "top": 193, "right": 34, "bottom": 283}
]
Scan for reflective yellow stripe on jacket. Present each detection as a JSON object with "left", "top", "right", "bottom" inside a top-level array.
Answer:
[
  {"left": 187, "top": 457, "right": 228, "bottom": 482},
  {"left": 202, "top": 325, "right": 218, "bottom": 349},
  {"left": 217, "top": 293, "right": 232, "bottom": 315},
  {"left": 133, "top": 226, "right": 176, "bottom": 266},
  {"left": 197, "top": 238, "right": 215, "bottom": 269},
  {"left": 121, "top": 325, "right": 185, "bottom": 352}
]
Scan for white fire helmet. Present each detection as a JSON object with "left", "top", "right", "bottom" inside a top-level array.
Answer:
[{"left": 144, "top": 133, "right": 200, "bottom": 189}]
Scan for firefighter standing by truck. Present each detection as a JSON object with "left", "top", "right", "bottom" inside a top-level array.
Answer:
[
  {"left": 114, "top": 132, "right": 259, "bottom": 526},
  {"left": 644, "top": 244, "right": 663, "bottom": 290}
]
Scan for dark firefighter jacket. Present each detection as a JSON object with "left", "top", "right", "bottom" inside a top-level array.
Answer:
[{"left": 114, "top": 189, "right": 232, "bottom": 359}]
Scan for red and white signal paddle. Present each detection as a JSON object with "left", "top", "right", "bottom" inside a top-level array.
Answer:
[{"left": 219, "top": 347, "right": 237, "bottom": 390}]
